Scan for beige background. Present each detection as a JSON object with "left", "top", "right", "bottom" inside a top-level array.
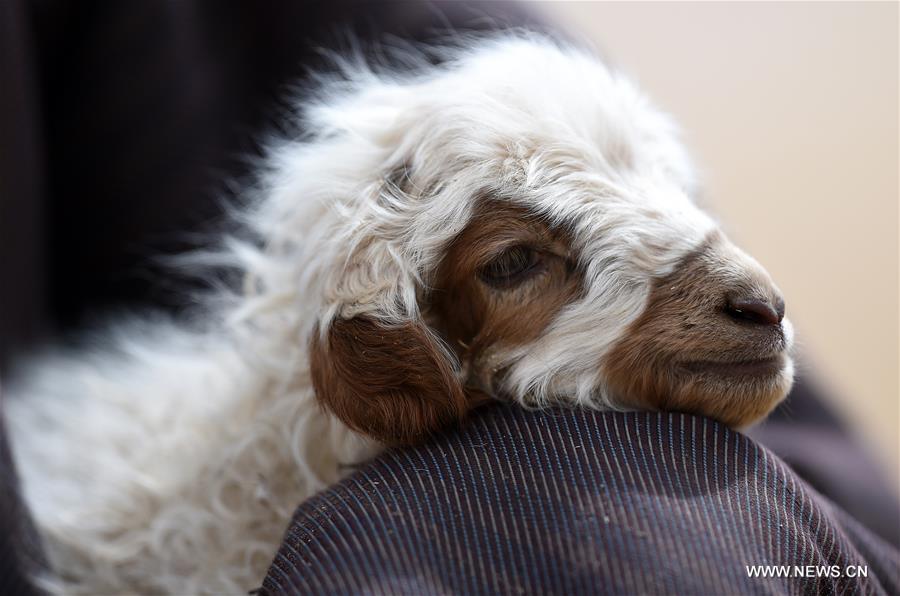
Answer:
[{"left": 539, "top": 1, "right": 899, "bottom": 482}]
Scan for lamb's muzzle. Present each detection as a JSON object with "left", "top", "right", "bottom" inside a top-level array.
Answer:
[{"left": 604, "top": 231, "right": 794, "bottom": 427}]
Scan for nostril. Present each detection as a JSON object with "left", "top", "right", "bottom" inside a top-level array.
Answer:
[
  {"left": 773, "top": 295, "right": 786, "bottom": 321},
  {"left": 726, "top": 297, "right": 783, "bottom": 326}
]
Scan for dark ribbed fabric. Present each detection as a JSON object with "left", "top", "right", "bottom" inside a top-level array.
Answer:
[
  {"left": 749, "top": 381, "right": 900, "bottom": 548},
  {"left": 262, "top": 405, "right": 900, "bottom": 596}
]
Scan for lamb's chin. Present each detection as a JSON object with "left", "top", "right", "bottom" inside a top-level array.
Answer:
[{"left": 665, "top": 352, "right": 795, "bottom": 428}]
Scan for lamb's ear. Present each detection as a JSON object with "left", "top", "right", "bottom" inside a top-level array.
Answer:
[{"left": 309, "top": 315, "right": 469, "bottom": 446}]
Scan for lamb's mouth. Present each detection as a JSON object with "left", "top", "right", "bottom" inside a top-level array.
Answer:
[{"left": 680, "top": 355, "right": 785, "bottom": 378}]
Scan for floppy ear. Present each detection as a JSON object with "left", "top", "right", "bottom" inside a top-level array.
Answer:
[{"left": 309, "top": 314, "right": 469, "bottom": 445}]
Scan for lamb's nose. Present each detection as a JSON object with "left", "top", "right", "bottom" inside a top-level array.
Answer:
[{"left": 725, "top": 295, "right": 785, "bottom": 326}]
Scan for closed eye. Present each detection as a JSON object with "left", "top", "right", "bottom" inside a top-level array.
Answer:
[{"left": 478, "top": 245, "right": 541, "bottom": 288}]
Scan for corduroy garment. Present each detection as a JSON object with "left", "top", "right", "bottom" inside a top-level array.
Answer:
[{"left": 261, "top": 405, "right": 900, "bottom": 595}]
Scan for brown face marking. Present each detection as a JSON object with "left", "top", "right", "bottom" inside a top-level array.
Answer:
[
  {"left": 603, "top": 232, "right": 791, "bottom": 427},
  {"left": 428, "top": 201, "right": 585, "bottom": 393}
]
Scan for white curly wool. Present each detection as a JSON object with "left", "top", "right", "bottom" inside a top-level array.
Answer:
[{"left": 6, "top": 33, "right": 746, "bottom": 593}]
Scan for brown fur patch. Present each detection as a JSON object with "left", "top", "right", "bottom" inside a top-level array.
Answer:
[
  {"left": 603, "top": 232, "right": 791, "bottom": 427},
  {"left": 309, "top": 316, "right": 471, "bottom": 446},
  {"left": 428, "top": 201, "right": 585, "bottom": 392}
]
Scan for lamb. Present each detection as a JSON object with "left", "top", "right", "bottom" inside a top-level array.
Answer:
[{"left": 5, "top": 33, "right": 794, "bottom": 594}]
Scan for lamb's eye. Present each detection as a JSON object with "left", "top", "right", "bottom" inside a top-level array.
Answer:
[{"left": 478, "top": 245, "right": 539, "bottom": 287}]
